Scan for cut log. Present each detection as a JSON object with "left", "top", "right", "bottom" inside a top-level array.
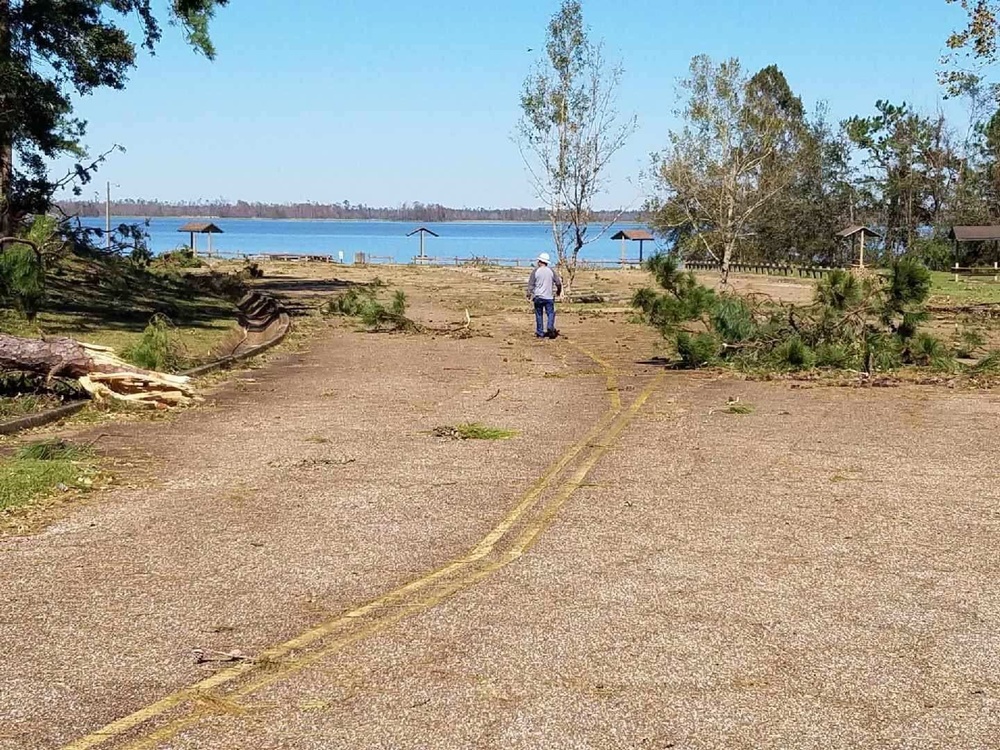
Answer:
[{"left": 0, "top": 333, "right": 196, "bottom": 407}]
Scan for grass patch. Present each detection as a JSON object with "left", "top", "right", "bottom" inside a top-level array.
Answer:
[
  {"left": 0, "top": 252, "right": 240, "bottom": 361},
  {"left": 0, "top": 439, "right": 96, "bottom": 511},
  {"left": 928, "top": 271, "right": 1000, "bottom": 305},
  {"left": 432, "top": 423, "right": 517, "bottom": 440},
  {"left": 16, "top": 439, "right": 93, "bottom": 461},
  {"left": 723, "top": 400, "right": 754, "bottom": 415},
  {"left": 0, "top": 394, "right": 60, "bottom": 420}
]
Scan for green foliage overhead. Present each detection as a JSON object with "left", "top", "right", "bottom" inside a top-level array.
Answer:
[
  {"left": 0, "top": 0, "right": 228, "bottom": 228},
  {"left": 647, "top": 56, "right": 821, "bottom": 277},
  {"left": 843, "top": 102, "right": 955, "bottom": 254},
  {"left": 940, "top": 1, "right": 1000, "bottom": 95}
]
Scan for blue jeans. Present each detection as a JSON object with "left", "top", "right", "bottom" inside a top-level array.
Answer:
[{"left": 533, "top": 298, "right": 555, "bottom": 336}]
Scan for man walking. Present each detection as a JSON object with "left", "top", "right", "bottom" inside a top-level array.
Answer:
[{"left": 526, "top": 252, "right": 562, "bottom": 338}]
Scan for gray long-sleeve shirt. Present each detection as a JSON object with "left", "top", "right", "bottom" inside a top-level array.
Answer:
[{"left": 526, "top": 265, "right": 562, "bottom": 300}]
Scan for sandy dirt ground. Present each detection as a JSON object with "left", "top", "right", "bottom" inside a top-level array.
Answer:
[{"left": 1, "top": 264, "right": 999, "bottom": 749}]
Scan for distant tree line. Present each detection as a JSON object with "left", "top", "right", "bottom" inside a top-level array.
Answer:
[{"left": 57, "top": 199, "right": 642, "bottom": 224}]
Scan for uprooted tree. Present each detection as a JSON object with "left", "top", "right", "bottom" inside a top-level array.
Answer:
[
  {"left": 0, "top": 332, "right": 196, "bottom": 405},
  {"left": 517, "top": 0, "right": 636, "bottom": 293},
  {"left": 632, "top": 254, "right": 953, "bottom": 373}
]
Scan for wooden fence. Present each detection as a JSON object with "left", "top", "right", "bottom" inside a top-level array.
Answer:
[{"left": 683, "top": 260, "right": 838, "bottom": 279}]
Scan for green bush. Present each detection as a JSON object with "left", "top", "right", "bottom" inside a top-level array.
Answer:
[
  {"left": 815, "top": 269, "right": 862, "bottom": 311},
  {"left": 326, "top": 286, "right": 414, "bottom": 331},
  {"left": 155, "top": 248, "right": 204, "bottom": 269},
  {"left": 909, "top": 236, "right": 954, "bottom": 272},
  {"left": 907, "top": 332, "right": 957, "bottom": 371},
  {"left": 973, "top": 350, "right": 1000, "bottom": 373},
  {"left": 0, "top": 243, "right": 45, "bottom": 319},
  {"left": 123, "top": 316, "right": 185, "bottom": 371},
  {"left": 954, "top": 327, "right": 986, "bottom": 358},
  {"left": 633, "top": 254, "right": 716, "bottom": 333},
  {"left": 633, "top": 251, "right": 946, "bottom": 375},
  {"left": 325, "top": 287, "right": 376, "bottom": 316},
  {"left": 710, "top": 296, "right": 756, "bottom": 343},
  {"left": 390, "top": 289, "right": 407, "bottom": 316},
  {"left": 774, "top": 336, "right": 815, "bottom": 370},
  {"left": 675, "top": 331, "right": 719, "bottom": 368},
  {"left": 865, "top": 333, "right": 903, "bottom": 372},
  {"left": 814, "top": 341, "right": 858, "bottom": 369},
  {"left": 885, "top": 257, "right": 932, "bottom": 311}
]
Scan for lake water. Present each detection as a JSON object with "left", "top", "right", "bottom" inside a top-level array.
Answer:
[{"left": 82, "top": 218, "right": 656, "bottom": 264}]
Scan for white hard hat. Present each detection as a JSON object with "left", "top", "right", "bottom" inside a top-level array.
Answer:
[{"left": 537, "top": 252, "right": 551, "bottom": 264}]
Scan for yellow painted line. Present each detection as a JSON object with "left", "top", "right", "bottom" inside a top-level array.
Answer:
[
  {"left": 569, "top": 343, "right": 621, "bottom": 410},
  {"left": 63, "top": 348, "right": 643, "bottom": 750},
  {"left": 116, "top": 373, "right": 665, "bottom": 750}
]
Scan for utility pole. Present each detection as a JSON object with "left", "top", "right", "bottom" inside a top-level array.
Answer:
[{"left": 105, "top": 181, "right": 111, "bottom": 250}]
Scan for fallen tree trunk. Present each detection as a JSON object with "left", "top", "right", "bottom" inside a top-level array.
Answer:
[
  {"left": 0, "top": 333, "right": 141, "bottom": 379},
  {"left": 0, "top": 333, "right": 196, "bottom": 406}
]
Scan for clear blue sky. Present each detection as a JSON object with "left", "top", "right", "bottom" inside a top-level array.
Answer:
[{"left": 61, "top": 0, "right": 976, "bottom": 209}]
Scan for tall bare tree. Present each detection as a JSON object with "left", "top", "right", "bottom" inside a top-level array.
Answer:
[{"left": 517, "top": 0, "right": 636, "bottom": 292}]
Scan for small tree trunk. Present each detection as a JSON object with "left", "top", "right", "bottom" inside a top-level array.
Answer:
[{"left": 720, "top": 240, "right": 734, "bottom": 286}]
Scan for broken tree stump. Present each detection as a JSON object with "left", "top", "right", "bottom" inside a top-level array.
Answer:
[{"left": 0, "top": 333, "right": 196, "bottom": 407}]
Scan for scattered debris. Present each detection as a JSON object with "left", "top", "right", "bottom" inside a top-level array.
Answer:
[
  {"left": 431, "top": 423, "right": 517, "bottom": 440},
  {"left": 192, "top": 648, "right": 250, "bottom": 665},
  {"left": 708, "top": 396, "right": 755, "bottom": 415},
  {"left": 267, "top": 457, "right": 356, "bottom": 469}
]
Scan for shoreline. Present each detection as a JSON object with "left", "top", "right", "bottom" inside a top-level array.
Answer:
[{"left": 68, "top": 216, "right": 642, "bottom": 225}]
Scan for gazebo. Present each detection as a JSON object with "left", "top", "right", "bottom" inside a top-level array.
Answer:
[
  {"left": 178, "top": 222, "right": 224, "bottom": 256},
  {"left": 610, "top": 229, "right": 654, "bottom": 263},
  {"left": 407, "top": 226, "right": 439, "bottom": 261},
  {"left": 836, "top": 226, "right": 881, "bottom": 268},
  {"left": 948, "top": 226, "right": 1000, "bottom": 268}
]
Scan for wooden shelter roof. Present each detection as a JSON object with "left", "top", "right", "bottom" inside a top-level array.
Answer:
[
  {"left": 949, "top": 226, "right": 1000, "bottom": 242},
  {"left": 611, "top": 229, "right": 654, "bottom": 241},
  {"left": 178, "top": 222, "right": 223, "bottom": 234},
  {"left": 836, "top": 225, "right": 881, "bottom": 239},
  {"left": 406, "top": 226, "right": 440, "bottom": 237}
]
